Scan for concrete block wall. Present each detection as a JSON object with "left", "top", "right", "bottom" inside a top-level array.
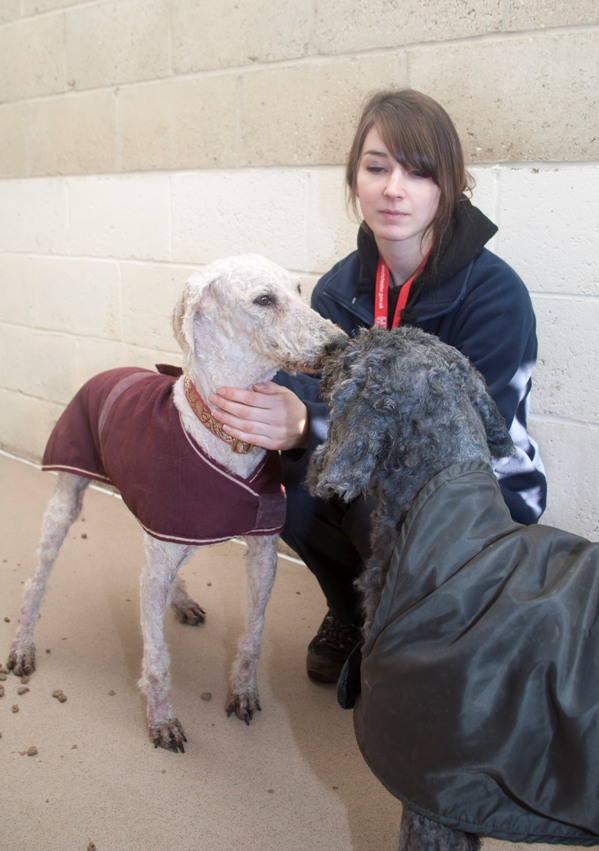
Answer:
[{"left": 0, "top": 0, "right": 597, "bottom": 538}]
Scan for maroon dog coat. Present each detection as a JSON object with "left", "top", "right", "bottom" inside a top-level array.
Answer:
[{"left": 42, "top": 366, "right": 286, "bottom": 545}]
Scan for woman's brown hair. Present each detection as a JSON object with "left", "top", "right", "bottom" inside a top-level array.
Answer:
[{"left": 346, "top": 89, "right": 473, "bottom": 261}]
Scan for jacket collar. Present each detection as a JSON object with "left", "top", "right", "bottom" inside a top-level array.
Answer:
[{"left": 354, "top": 197, "right": 498, "bottom": 316}]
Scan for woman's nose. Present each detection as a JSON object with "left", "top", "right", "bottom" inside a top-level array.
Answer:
[{"left": 383, "top": 168, "right": 405, "bottom": 198}]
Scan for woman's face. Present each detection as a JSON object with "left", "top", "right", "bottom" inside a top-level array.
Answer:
[{"left": 355, "top": 126, "right": 441, "bottom": 258}]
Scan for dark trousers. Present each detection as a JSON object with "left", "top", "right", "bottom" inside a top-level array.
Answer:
[{"left": 280, "top": 454, "right": 373, "bottom": 626}]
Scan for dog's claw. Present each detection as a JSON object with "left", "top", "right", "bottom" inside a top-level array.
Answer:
[
  {"left": 7, "top": 645, "right": 36, "bottom": 677},
  {"left": 225, "top": 692, "right": 261, "bottom": 725},
  {"left": 172, "top": 602, "right": 206, "bottom": 626},
  {"left": 149, "top": 718, "right": 187, "bottom": 753}
]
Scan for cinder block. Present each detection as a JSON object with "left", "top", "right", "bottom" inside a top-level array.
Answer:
[
  {"left": 0, "top": 389, "right": 63, "bottom": 463},
  {"left": 0, "top": 255, "right": 33, "bottom": 324},
  {"left": 29, "top": 257, "right": 121, "bottom": 339},
  {"left": 121, "top": 343, "right": 181, "bottom": 370},
  {"left": 120, "top": 262, "right": 195, "bottom": 350},
  {"left": 29, "top": 91, "right": 118, "bottom": 177},
  {"left": 306, "top": 168, "right": 359, "bottom": 274},
  {"left": 74, "top": 338, "right": 134, "bottom": 387},
  {"left": 65, "top": 0, "right": 170, "bottom": 90},
  {"left": 531, "top": 294, "right": 599, "bottom": 424},
  {"left": 507, "top": 0, "right": 599, "bottom": 29},
  {"left": 170, "top": 169, "right": 311, "bottom": 269},
  {"left": 67, "top": 175, "right": 170, "bottom": 261},
  {"left": 0, "top": 103, "right": 28, "bottom": 178},
  {"left": 408, "top": 31, "right": 599, "bottom": 162},
  {"left": 242, "top": 55, "right": 407, "bottom": 166},
  {"left": 531, "top": 417, "right": 598, "bottom": 539},
  {"left": 23, "top": 0, "right": 81, "bottom": 13},
  {"left": 492, "top": 165, "right": 599, "bottom": 295},
  {"left": 0, "top": 325, "right": 77, "bottom": 404},
  {"left": 172, "top": 0, "right": 308, "bottom": 72},
  {"left": 0, "top": 15, "right": 65, "bottom": 101},
  {"left": 119, "top": 77, "right": 238, "bottom": 172},
  {"left": 314, "top": 0, "right": 501, "bottom": 53},
  {"left": 0, "top": 179, "right": 68, "bottom": 255},
  {"left": 0, "top": 1, "right": 21, "bottom": 26}
]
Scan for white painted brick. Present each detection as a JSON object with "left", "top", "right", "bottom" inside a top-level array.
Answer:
[
  {"left": 67, "top": 175, "right": 170, "bottom": 261},
  {"left": 120, "top": 262, "right": 194, "bottom": 350},
  {"left": 0, "top": 325, "right": 78, "bottom": 404},
  {"left": 0, "top": 389, "right": 63, "bottom": 463},
  {"left": 493, "top": 165, "right": 599, "bottom": 296},
  {"left": 0, "top": 255, "right": 33, "bottom": 324},
  {"left": 531, "top": 417, "right": 599, "bottom": 540},
  {"left": 0, "top": 179, "right": 69, "bottom": 255},
  {"left": 170, "top": 170, "right": 310, "bottom": 269},
  {"left": 73, "top": 338, "right": 135, "bottom": 387},
  {"left": 469, "top": 167, "right": 500, "bottom": 253},
  {"left": 531, "top": 294, "right": 599, "bottom": 424},
  {"left": 29, "top": 257, "right": 121, "bottom": 339},
  {"left": 306, "top": 167, "right": 358, "bottom": 274},
  {"left": 121, "top": 343, "right": 182, "bottom": 370}
]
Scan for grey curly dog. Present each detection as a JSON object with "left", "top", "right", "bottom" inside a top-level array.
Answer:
[{"left": 308, "top": 326, "right": 599, "bottom": 850}]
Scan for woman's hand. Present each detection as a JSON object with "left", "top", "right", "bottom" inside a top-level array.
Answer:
[{"left": 208, "top": 382, "right": 309, "bottom": 451}]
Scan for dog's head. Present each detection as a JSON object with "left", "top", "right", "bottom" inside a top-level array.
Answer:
[
  {"left": 308, "top": 327, "right": 515, "bottom": 502},
  {"left": 172, "top": 254, "right": 345, "bottom": 374}
]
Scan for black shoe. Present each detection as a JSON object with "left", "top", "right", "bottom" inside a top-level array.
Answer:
[{"left": 306, "top": 610, "right": 362, "bottom": 684}]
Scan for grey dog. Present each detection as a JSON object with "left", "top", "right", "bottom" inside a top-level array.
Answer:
[{"left": 308, "top": 326, "right": 599, "bottom": 850}]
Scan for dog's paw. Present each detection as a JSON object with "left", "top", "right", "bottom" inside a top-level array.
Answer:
[
  {"left": 7, "top": 644, "right": 36, "bottom": 677},
  {"left": 172, "top": 601, "right": 206, "bottom": 626},
  {"left": 149, "top": 718, "right": 187, "bottom": 753},
  {"left": 225, "top": 690, "right": 261, "bottom": 726}
]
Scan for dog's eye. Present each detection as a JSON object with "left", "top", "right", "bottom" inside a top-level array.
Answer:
[{"left": 253, "top": 294, "right": 274, "bottom": 306}]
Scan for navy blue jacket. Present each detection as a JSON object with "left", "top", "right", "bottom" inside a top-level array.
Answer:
[{"left": 278, "top": 200, "right": 547, "bottom": 525}]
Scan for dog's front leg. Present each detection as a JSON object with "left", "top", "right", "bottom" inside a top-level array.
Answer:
[
  {"left": 226, "top": 534, "right": 278, "bottom": 724},
  {"left": 8, "top": 472, "right": 89, "bottom": 676},
  {"left": 139, "top": 536, "right": 191, "bottom": 753}
]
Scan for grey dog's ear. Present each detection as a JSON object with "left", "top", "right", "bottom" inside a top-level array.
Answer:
[{"left": 306, "top": 388, "right": 387, "bottom": 502}]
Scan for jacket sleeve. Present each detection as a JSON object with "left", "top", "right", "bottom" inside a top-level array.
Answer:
[{"left": 435, "top": 252, "right": 547, "bottom": 524}]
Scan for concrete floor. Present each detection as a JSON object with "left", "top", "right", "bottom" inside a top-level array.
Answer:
[{"left": 0, "top": 453, "right": 588, "bottom": 851}]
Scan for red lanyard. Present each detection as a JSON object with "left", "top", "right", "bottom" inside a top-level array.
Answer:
[{"left": 373, "top": 254, "right": 428, "bottom": 329}]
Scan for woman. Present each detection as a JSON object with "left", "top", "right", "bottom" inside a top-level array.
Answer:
[{"left": 209, "top": 89, "right": 547, "bottom": 683}]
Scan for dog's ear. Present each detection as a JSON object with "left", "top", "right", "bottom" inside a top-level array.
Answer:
[
  {"left": 172, "top": 268, "right": 222, "bottom": 356},
  {"left": 306, "top": 387, "right": 388, "bottom": 502},
  {"left": 467, "top": 372, "right": 516, "bottom": 461}
]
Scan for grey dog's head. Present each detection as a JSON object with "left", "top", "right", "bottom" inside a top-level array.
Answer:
[{"left": 308, "top": 327, "right": 515, "bottom": 504}]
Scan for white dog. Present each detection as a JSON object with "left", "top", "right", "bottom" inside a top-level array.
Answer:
[{"left": 8, "top": 254, "right": 345, "bottom": 752}]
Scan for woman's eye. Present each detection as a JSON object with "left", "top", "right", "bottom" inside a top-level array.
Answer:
[
  {"left": 253, "top": 294, "right": 274, "bottom": 306},
  {"left": 366, "top": 165, "right": 386, "bottom": 174}
]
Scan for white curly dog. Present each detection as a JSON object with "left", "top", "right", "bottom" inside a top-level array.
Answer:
[{"left": 8, "top": 254, "right": 344, "bottom": 752}]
